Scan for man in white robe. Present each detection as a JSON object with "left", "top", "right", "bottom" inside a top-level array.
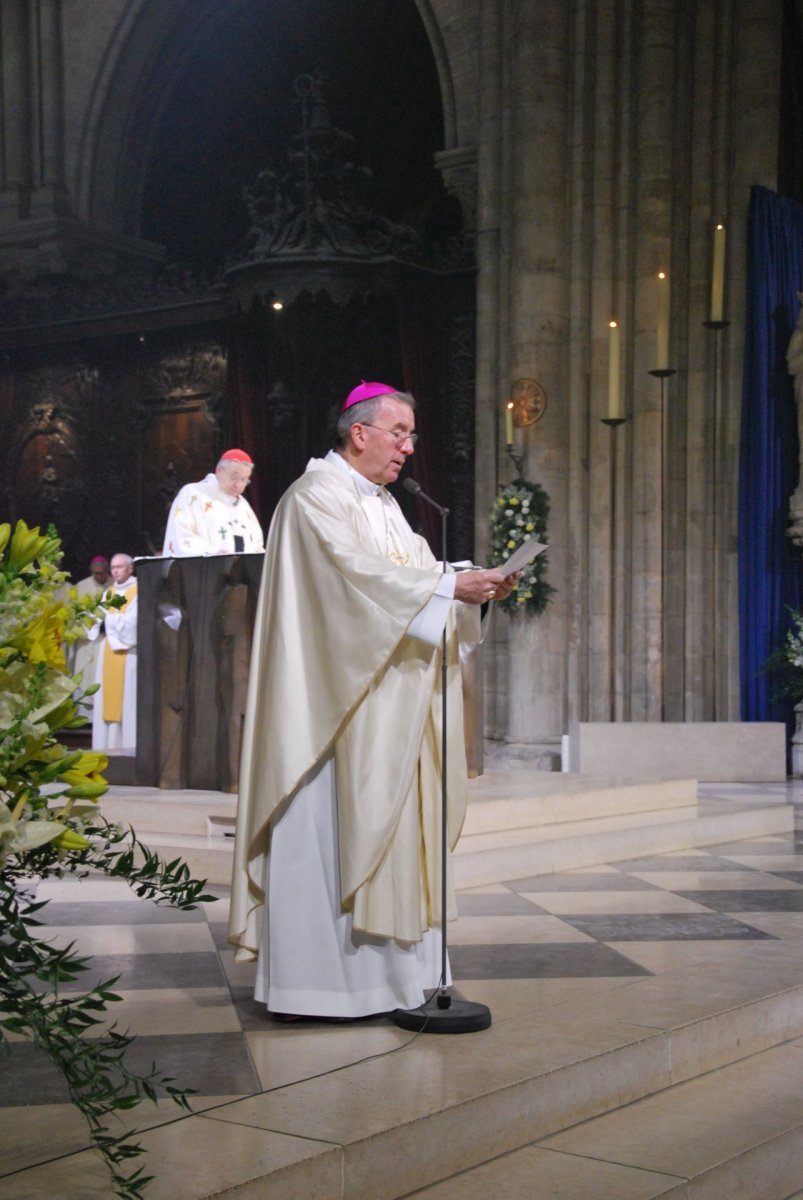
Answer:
[
  {"left": 228, "top": 382, "right": 517, "bottom": 1019},
  {"left": 89, "top": 553, "right": 138, "bottom": 753},
  {"left": 162, "top": 448, "right": 264, "bottom": 557}
]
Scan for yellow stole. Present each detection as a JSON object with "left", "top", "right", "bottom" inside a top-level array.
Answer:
[{"left": 102, "top": 585, "right": 137, "bottom": 723}]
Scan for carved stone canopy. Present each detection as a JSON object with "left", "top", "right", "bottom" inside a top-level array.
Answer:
[{"left": 224, "top": 73, "right": 472, "bottom": 309}]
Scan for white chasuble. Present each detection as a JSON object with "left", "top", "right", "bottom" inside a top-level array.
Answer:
[
  {"left": 162, "top": 473, "right": 264, "bottom": 557},
  {"left": 228, "top": 455, "right": 473, "bottom": 1015}
]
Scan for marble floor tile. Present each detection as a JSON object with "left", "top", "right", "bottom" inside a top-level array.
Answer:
[
  {"left": 103, "top": 986, "right": 245, "bottom": 1036},
  {"left": 121, "top": 1031, "right": 261, "bottom": 1096},
  {"left": 449, "top": 941, "right": 650, "bottom": 979},
  {"left": 558, "top": 912, "right": 775, "bottom": 941},
  {"left": 720, "top": 854, "right": 803, "bottom": 870},
  {"left": 36, "top": 899, "right": 206, "bottom": 925},
  {"left": 0, "top": 1044, "right": 71, "bottom": 1105},
  {"left": 525, "top": 890, "right": 712, "bottom": 915},
  {"left": 675, "top": 888, "right": 803, "bottom": 912},
  {"left": 456, "top": 890, "right": 550, "bottom": 915},
  {"left": 39, "top": 922, "right": 217, "bottom": 955},
  {"left": 53, "top": 950, "right": 227, "bottom": 991},
  {"left": 447, "top": 914, "right": 596, "bottom": 944},
  {"left": 246, "top": 1021, "right": 409, "bottom": 1091},
  {"left": 33, "top": 877, "right": 144, "bottom": 902},
  {"left": 457, "top": 882, "right": 515, "bottom": 893},
  {"left": 504, "top": 870, "right": 660, "bottom": 892},
  {"left": 442, "top": 976, "right": 640, "bottom": 1022},
  {"left": 606, "top": 852, "right": 737, "bottom": 870},
  {"left": 607, "top": 937, "right": 803, "bottom": 977},
  {"left": 698, "top": 838, "right": 796, "bottom": 855},
  {"left": 756, "top": 868, "right": 803, "bottom": 884},
  {"left": 725, "top": 911, "right": 803, "bottom": 938},
  {"left": 628, "top": 869, "right": 803, "bottom": 890}
]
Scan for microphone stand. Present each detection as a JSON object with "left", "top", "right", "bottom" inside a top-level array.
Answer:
[{"left": 393, "top": 479, "right": 491, "bottom": 1034}]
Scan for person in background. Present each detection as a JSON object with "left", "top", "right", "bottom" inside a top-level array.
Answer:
[
  {"left": 64, "top": 555, "right": 110, "bottom": 714},
  {"left": 162, "top": 449, "right": 264, "bottom": 557},
  {"left": 89, "top": 553, "right": 138, "bottom": 754},
  {"left": 228, "top": 381, "right": 517, "bottom": 1020}
]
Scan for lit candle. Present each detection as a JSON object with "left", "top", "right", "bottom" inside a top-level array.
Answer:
[
  {"left": 710, "top": 223, "right": 726, "bottom": 323},
  {"left": 608, "top": 321, "right": 621, "bottom": 419},
  {"left": 505, "top": 400, "right": 514, "bottom": 446},
  {"left": 656, "top": 271, "right": 669, "bottom": 370}
]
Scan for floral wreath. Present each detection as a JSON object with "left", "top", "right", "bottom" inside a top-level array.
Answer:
[{"left": 488, "top": 477, "right": 555, "bottom": 615}]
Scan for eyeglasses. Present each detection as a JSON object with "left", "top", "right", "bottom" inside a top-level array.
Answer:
[{"left": 360, "top": 423, "right": 418, "bottom": 447}]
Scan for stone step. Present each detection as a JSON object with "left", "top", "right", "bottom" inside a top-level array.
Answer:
[
  {"left": 121, "top": 947, "right": 803, "bottom": 1198},
  {"left": 454, "top": 795, "right": 794, "bottom": 888},
  {"left": 462, "top": 774, "right": 698, "bottom": 832},
  {"left": 403, "top": 1039, "right": 803, "bottom": 1199},
  {"left": 110, "top": 785, "right": 793, "bottom": 888},
  {"left": 100, "top": 773, "right": 698, "bottom": 840}
]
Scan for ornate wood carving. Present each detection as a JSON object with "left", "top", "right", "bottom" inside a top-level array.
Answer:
[
  {"left": 135, "top": 339, "right": 228, "bottom": 554},
  {"left": 4, "top": 365, "right": 93, "bottom": 559}
]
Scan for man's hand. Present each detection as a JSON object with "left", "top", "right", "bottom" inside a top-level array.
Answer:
[{"left": 453, "top": 569, "right": 520, "bottom": 605}]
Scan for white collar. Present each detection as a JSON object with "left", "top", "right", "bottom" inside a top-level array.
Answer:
[{"left": 325, "top": 449, "right": 382, "bottom": 496}]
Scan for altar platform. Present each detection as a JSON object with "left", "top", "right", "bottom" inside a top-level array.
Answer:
[{"left": 3, "top": 771, "right": 803, "bottom": 1199}]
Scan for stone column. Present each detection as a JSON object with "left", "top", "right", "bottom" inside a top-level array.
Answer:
[
  {"left": 501, "top": 0, "right": 571, "bottom": 760},
  {"left": 0, "top": 0, "right": 31, "bottom": 223},
  {"left": 29, "top": 0, "right": 68, "bottom": 216},
  {"left": 474, "top": 0, "right": 507, "bottom": 739},
  {"left": 626, "top": 0, "right": 678, "bottom": 721}
]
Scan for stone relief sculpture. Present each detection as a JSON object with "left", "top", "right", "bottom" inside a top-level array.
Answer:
[{"left": 787, "top": 293, "right": 803, "bottom": 547}]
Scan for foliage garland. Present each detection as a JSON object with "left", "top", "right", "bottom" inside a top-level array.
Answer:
[
  {"left": 761, "top": 607, "right": 803, "bottom": 705},
  {"left": 487, "top": 477, "right": 555, "bottom": 615},
  {"left": 0, "top": 519, "right": 215, "bottom": 1200}
]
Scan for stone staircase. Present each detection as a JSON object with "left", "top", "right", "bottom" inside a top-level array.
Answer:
[
  {"left": 99, "top": 768, "right": 793, "bottom": 889},
  {"left": 131, "top": 947, "right": 803, "bottom": 1200}
]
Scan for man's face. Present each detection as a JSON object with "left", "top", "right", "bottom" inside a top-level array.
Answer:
[
  {"left": 110, "top": 556, "right": 133, "bottom": 584},
  {"left": 90, "top": 560, "right": 109, "bottom": 584},
  {"left": 216, "top": 462, "right": 253, "bottom": 498},
  {"left": 352, "top": 397, "right": 416, "bottom": 485}
]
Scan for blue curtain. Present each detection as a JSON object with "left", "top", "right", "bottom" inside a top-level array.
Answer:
[{"left": 739, "top": 185, "right": 803, "bottom": 722}]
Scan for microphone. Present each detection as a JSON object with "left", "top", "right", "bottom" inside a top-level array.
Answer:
[{"left": 403, "top": 476, "right": 449, "bottom": 516}]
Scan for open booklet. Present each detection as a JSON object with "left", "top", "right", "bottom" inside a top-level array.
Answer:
[
  {"left": 498, "top": 536, "right": 547, "bottom": 575},
  {"left": 451, "top": 537, "right": 547, "bottom": 577}
]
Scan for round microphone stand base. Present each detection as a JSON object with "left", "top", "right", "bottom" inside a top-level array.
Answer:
[{"left": 392, "top": 995, "right": 491, "bottom": 1035}]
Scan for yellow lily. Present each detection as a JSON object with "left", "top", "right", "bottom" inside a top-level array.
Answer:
[
  {"left": 58, "top": 750, "right": 109, "bottom": 801},
  {"left": 6, "top": 519, "right": 50, "bottom": 573}
]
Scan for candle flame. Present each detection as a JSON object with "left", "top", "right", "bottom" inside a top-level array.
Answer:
[
  {"left": 658, "top": 271, "right": 667, "bottom": 280},
  {"left": 609, "top": 320, "right": 618, "bottom": 329}
]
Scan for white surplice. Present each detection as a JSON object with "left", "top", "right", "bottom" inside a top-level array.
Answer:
[{"left": 89, "top": 578, "right": 138, "bottom": 753}]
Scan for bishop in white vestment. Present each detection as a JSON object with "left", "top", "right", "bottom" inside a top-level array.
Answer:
[
  {"left": 228, "top": 383, "right": 517, "bottom": 1018},
  {"left": 162, "top": 448, "right": 264, "bottom": 557}
]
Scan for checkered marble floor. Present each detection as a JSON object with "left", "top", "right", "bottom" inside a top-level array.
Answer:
[{"left": 2, "top": 780, "right": 803, "bottom": 1195}]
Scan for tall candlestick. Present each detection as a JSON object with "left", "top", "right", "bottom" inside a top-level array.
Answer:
[
  {"left": 710, "top": 223, "right": 726, "bottom": 323},
  {"left": 607, "top": 321, "right": 621, "bottom": 419},
  {"left": 656, "top": 271, "right": 669, "bottom": 370},
  {"left": 505, "top": 400, "right": 513, "bottom": 446}
]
